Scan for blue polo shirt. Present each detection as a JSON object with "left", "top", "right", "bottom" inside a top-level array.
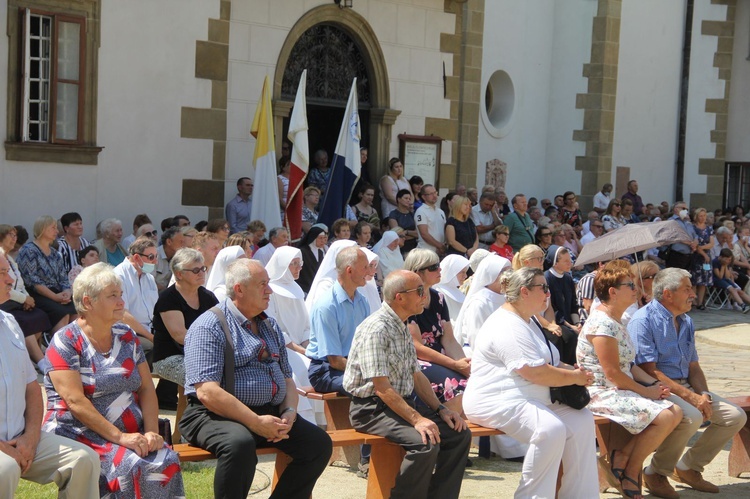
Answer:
[
  {"left": 628, "top": 299, "right": 698, "bottom": 379},
  {"left": 306, "top": 281, "right": 370, "bottom": 360}
]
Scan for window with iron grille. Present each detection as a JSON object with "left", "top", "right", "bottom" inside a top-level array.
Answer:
[{"left": 725, "top": 162, "right": 750, "bottom": 210}]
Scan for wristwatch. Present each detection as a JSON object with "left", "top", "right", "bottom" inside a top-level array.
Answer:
[
  {"left": 702, "top": 391, "right": 713, "bottom": 402},
  {"left": 435, "top": 403, "right": 447, "bottom": 415}
]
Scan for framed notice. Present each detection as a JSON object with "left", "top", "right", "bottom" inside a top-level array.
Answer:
[{"left": 398, "top": 134, "right": 442, "bottom": 187}]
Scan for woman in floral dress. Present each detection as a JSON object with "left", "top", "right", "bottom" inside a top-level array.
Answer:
[
  {"left": 404, "top": 248, "right": 470, "bottom": 413},
  {"left": 576, "top": 261, "right": 681, "bottom": 498},
  {"left": 42, "top": 263, "right": 184, "bottom": 498},
  {"left": 690, "top": 208, "right": 715, "bottom": 309}
]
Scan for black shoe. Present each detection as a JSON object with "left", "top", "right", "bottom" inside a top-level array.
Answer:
[
  {"left": 505, "top": 456, "right": 525, "bottom": 463},
  {"left": 465, "top": 458, "right": 473, "bottom": 467}
]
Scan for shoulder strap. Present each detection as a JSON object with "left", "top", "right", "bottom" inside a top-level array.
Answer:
[
  {"left": 210, "top": 306, "right": 235, "bottom": 397},
  {"left": 531, "top": 315, "right": 556, "bottom": 366}
]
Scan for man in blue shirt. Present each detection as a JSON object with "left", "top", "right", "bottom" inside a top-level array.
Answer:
[
  {"left": 629, "top": 268, "right": 746, "bottom": 498},
  {"left": 181, "top": 258, "right": 331, "bottom": 499},
  {"left": 225, "top": 177, "right": 254, "bottom": 234},
  {"left": 306, "top": 246, "right": 370, "bottom": 394}
]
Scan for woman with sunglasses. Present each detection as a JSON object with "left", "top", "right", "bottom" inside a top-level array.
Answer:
[
  {"left": 535, "top": 225, "right": 554, "bottom": 260},
  {"left": 152, "top": 248, "right": 218, "bottom": 441},
  {"left": 577, "top": 261, "right": 681, "bottom": 498},
  {"left": 463, "top": 267, "right": 598, "bottom": 498},
  {"left": 626, "top": 261, "right": 660, "bottom": 317},
  {"left": 603, "top": 199, "right": 627, "bottom": 233},
  {"left": 404, "top": 249, "right": 470, "bottom": 413}
]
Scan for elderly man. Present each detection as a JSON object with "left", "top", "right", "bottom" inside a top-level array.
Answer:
[
  {"left": 471, "top": 192, "right": 501, "bottom": 249},
  {"left": 306, "top": 246, "right": 370, "bottom": 395},
  {"left": 226, "top": 177, "right": 254, "bottom": 234},
  {"left": 253, "top": 227, "right": 290, "bottom": 267},
  {"left": 711, "top": 226, "right": 733, "bottom": 260},
  {"left": 580, "top": 219, "right": 604, "bottom": 246},
  {"left": 593, "top": 183, "right": 612, "bottom": 215},
  {"left": 155, "top": 226, "right": 186, "bottom": 291},
  {"left": 415, "top": 184, "right": 447, "bottom": 256},
  {"left": 181, "top": 259, "right": 331, "bottom": 499},
  {"left": 667, "top": 202, "right": 698, "bottom": 270},
  {"left": 629, "top": 268, "right": 746, "bottom": 498},
  {"left": 581, "top": 210, "right": 599, "bottom": 236},
  {"left": 344, "top": 270, "right": 471, "bottom": 499},
  {"left": 122, "top": 213, "right": 152, "bottom": 250},
  {"left": 502, "top": 194, "right": 535, "bottom": 252},
  {"left": 113, "top": 237, "right": 159, "bottom": 360},
  {"left": 0, "top": 253, "right": 100, "bottom": 498}
]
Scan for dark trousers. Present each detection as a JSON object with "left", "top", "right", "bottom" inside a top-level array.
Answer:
[
  {"left": 180, "top": 399, "right": 332, "bottom": 499},
  {"left": 350, "top": 396, "right": 472, "bottom": 499},
  {"left": 666, "top": 251, "right": 692, "bottom": 270},
  {"left": 308, "top": 358, "right": 347, "bottom": 395}
]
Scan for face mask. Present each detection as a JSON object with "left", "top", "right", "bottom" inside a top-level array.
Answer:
[
  {"left": 679, "top": 209, "right": 689, "bottom": 220},
  {"left": 141, "top": 262, "right": 155, "bottom": 274}
]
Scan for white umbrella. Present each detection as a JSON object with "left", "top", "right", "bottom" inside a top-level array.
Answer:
[{"left": 575, "top": 220, "right": 692, "bottom": 266}]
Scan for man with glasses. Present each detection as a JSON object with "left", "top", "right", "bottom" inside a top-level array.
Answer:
[
  {"left": 226, "top": 176, "right": 254, "bottom": 234},
  {"left": 113, "top": 237, "right": 159, "bottom": 362},
  {"left": 472, "top": 192, "right": 501, "bottom": 250},
  {"left": 580, "top": 219, "right": 604, "bottom": 246},
  {"left": 345, "top": 270, "right": 471, "bottom": 498},
  {"left": 155, "top": 226, "right": 186, "bottom": 291},
  {"left": 415, "top": 184, "right": 447, "bottom": 256}
]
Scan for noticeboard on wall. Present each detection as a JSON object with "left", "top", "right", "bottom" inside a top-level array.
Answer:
[{"left": 398, "top": 134, "right": 442, "bottom": 188}]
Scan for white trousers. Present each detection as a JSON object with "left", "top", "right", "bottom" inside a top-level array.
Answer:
[
  {"left": 287, "top": 349, "right": 321, "bottom": 425},
  {"left": 479, "top": 400, "right": 599, "bottom": 499},
  {"left": 0, "top": 431, "right": 100, "bottom": 499}
]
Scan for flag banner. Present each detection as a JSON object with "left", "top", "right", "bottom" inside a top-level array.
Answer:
[
  {"left": 286, "top": 70, "right": 309, "bottom": 241},
  {"left": 317, "top": 78, "right": 361, "bottom": 229},
  {"left": 250, "top": 75, "right": 282, "bottom": 232}
]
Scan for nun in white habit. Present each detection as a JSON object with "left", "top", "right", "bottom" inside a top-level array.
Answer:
[
  {"left": 454, "top": 254, "right": 511, "bottom": 354},
  {"left": 264, "top": 246, "right": 317, "bottom": 424},
  {"left": 304, "top": 239, "right": 357, "bottom": 312},
  {"left": 360, "top": 247, "right": 382, "bottom": 315},
  {"left": 432, "top": 254, "right": 470, "bottom": 321},
  {"left": 371, "top": 230, "right": 404, "bottom": 279},
  {"left": 205, "top": 246, "right": 246, "bottom": 302}
]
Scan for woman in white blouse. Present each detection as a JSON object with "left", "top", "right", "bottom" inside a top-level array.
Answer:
[
  {"left": 463, "top": 267, "right": 598, "bottom": 498},
  {"left": 433, "top": 254, "right": 470, "bottom": 321}
]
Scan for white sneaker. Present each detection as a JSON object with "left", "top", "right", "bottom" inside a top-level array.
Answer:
[{"left": 734, "top": 303, "right": 744, "bottom": 311}]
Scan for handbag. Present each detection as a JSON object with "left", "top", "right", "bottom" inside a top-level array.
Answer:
[
  {"left": 158, "top": 418, "right": 173, "bottom": 448},
  {"left": 534, "top": 317, "right": 591, "bottom": 410}
]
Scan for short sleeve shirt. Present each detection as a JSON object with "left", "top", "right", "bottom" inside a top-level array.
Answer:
[
  {"left": 305, "top": 281, "right": 370, "bottom": 360},
  {"left": 415, "top": 204, "right": 446, "bottom": 250}
]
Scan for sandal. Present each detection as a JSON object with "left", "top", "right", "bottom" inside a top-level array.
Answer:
[
  {"left": 620, "top": 472, "right": 643, "bottom": 499},
  {"left": 610, "top": 449, "right": 626, "bottom": 482},
  {"left": 597, "top": 453, "right": 620, "bottom": 490}
]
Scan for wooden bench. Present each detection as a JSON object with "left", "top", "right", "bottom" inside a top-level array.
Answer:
[
  {"left": 594, "top": 415, "right": 633, "bottom": 492},
  {"left": 726, "top": 396, "right": 750, "bottom": 478},
  {"left": 175, "top": 423, "right": 502, "bottom": 499},
  {"left": 299, "top": 389, "right": 359, "bottom": 467}
]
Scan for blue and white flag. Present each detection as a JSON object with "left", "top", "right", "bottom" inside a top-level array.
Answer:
[{"left": 318, "top": 79, "right": 361, "bottom": 229}]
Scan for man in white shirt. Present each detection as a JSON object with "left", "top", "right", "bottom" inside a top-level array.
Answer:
[
  {"left": 415, "top": 184, "right": 447, "bottom": 256},
  {"left": 253, "top": 227, "right": 290, "bottom": 266},
  {"left": 471, "top": 193, "right": 501, "bottom": 249},
  {"left": 580, "top": 220, "right": 604, "bottom": 246},
  {"left": 0, "top": 253, "right": 100, "bottom": 498},
  {"left": 113, "top": 237, "right": 159, "bottom": 361},
  {"left": 711, "top": 227, "right": 733, "bottom": 260},
  {"left": 593, "top": 183, "right": 612, "bottom": 215},
  {"left": 581, "top": 211, "right": 600, "bottom": 236}
]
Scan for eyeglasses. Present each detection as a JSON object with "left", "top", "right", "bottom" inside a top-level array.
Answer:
[
  {"left": 419, "top": 263, "right": 440, "bottom": 272},
  {"left": 612, "top": 203, "right": 621, "bottom": 207},
  {"left": 641, "top": 274, "right": 656, "bottom": 280},
  {"left": 615, "top": 281, "right": 636, "bottom": 290},
  {"left": 137, "top": 253, "right": 157, "bottom": 262},
  {"left": 143, "top": 230, "right": 158, "bottom": 238},
  {"left": 527, "top": 283, "right": 550, "bottom": 293},
  {"left": 540, "top": 232, "right": 552, "bottom": 236},
  {"left": 221, "top": 226, "right": 230, "bottom": 231},
  {"left": 591, "top": 224, "right": 604, "bottom": 229},
  {"left": 398, "top": 285, "right": 425, "bottom": 297},
  {"left": 183, "top": 266, "right": 208, "bottom": 274}
]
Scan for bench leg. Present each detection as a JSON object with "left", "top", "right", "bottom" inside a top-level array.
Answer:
[
  {"left": 272, "top": 451, "right": 293, "bottom": 490},
  {"left": 595, "top": 420, "right": 633, "bottom": 492},
  {"left": 728, "top": 422, "right": 750, "bottom": 477},
  {"left": 478, "top": 436, "right": 491, "bottom": 458},
  {"left": 172, "top": 386, "right": 186, "bottom": 444},
  {"left": 366, "top": 443, "right": 405, "bottom": 499},
  {"left": 325, "top": 398, "right": 360, "bottom": 468}
]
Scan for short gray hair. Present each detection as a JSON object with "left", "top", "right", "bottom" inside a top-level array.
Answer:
[
  {"left": 382, "top": 271, "right": 410, "bottom": 302},
  {"left": 73, "top": 262, "right": 122, "bottom": 314},
  {"left": 99, "top": 218, "right": 122, "bottom": 237},
  {"left": 403, "top": 248, "right": 439, "bottom": 273},
  {"left": 716, "top": 226, "right": 732, "bottom": 236},
  {"left": 653, "top": 268, "right": 690, "bottom": 301},
  {"left": 225, "top": 259, "right": 262, "bottom": 299},
  {"left": 170, "top": 248, "right": 203, "bottom": 274},
  {"left": 502, "top": 267, "right": 543, "bottom": 303},
  {"left": 269, "top": 227, "right": 288, "bottom": 239},
  {"left": 336, "top": 246, "right": 362, "bottom": 274}
]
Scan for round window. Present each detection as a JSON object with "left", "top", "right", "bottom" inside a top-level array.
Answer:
[{"left": 483, "top": 70, "right": 515, "bottom": 136}]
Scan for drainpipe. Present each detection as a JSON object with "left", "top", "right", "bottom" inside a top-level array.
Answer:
[{"left": 675, "top": 0, "right": 694, "bottom": 202}]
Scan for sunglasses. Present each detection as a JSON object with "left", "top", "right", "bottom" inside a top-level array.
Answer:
[
  {"left": 540, "top": 232, "right": 552, "bottom": 236},
  {"left": 137, "top": 253, "right": 157, "bottom": 262},
  {"left": 528, "top": 283, "right": 550, "bottom": 293},
  {"left": 399, "top": 285, "right": 425, "bottom": 297},
  {"left": 641, "top": 274, "right": 656, "bottom": 280},
  {"left": 615, "top": 281, "right": 636, "bottom": 290},
  {"left": 419, "top": 263, "right": 440, "bottom": 272},
  {"left": 184, "top": 266, "right": 208, "bottom": 274},
  {"left": 143, "top": 230, "right": 158, "bottom": 238}
]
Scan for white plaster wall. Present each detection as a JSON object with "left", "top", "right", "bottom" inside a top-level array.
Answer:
[
  {"left": 683, "top": 0, "right": 728, "bottom": 203},
  {"left": 611, "top": 0, "right": 685, "bottom": 205},
  {"left": 726, "top": 0, "right": 750, "bottom": 162},
  {"left": 226, "top": 0, "right": 454, "bottom": 203},
  {"left": 0, "top": 0, "right": 218, "bottom": 239},
  {"left": 478, "top": 0, "right": 592, "bottom": 199}
]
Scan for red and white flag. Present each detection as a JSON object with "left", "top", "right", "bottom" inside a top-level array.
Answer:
[{"left": 286, "top": 70, "right": 309, "bottom": 241}]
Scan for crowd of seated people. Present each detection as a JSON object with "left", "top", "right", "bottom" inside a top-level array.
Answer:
[{"left": 4, "top": 172, "right": 750, "bottom": 499}]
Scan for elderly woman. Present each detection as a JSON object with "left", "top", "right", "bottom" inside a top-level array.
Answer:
[
  {"left": 445, "top": 195, "right": 478, "bottom": 258},
  {"left": 463, "top": 267, "right": 598, "bottom": 498},
  {"left": 543, "top": 245, "right": 581, "bottom": 365},
  {"left": 379, "top": 157, "right": 412, "bottom": 217},
  {"left": 577, "top": 261, "right": 681, "bottom": 498},
  {"left": 405, "top": 249, "right": 470, "bottom": 412},
  {"left": 94, "top": 218, "right": 127, "bottom": 266},
  {"left": 0, "top": 225, "right": 51, "bottom": 366},
  {"left": 152, "top": 248, "right": 218, "bottom": 439},
  {"left": 372, "top": 230, "right": 404, "bottom": 279},
  {"left": 433, "top": 254, "right": 470, "bottom": 321},
  {"left": 205, "top": 246, "right": 247, "bottom": 302},
  {"left": 41, "top": 263, "right": 184, "bottom": 497},
  {"left": 16, "top": 216, "right": 77, "bottom": 335}
]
